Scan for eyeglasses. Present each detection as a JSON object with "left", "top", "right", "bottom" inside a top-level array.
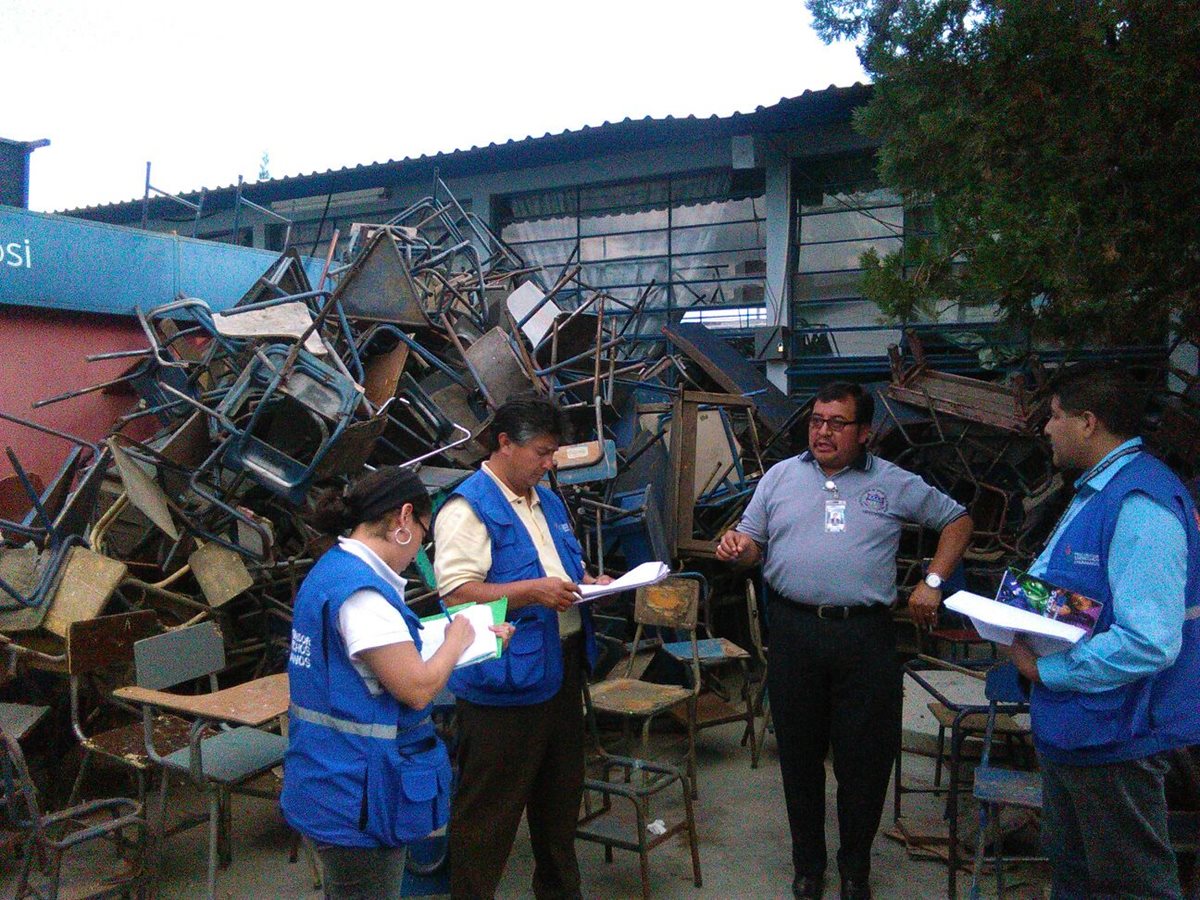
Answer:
[
  {"left": 415, "top": 518, "right": 432, "bottom": 541},
  {"left": 809, "top": 415, "right": 857, "bottom": 433}
]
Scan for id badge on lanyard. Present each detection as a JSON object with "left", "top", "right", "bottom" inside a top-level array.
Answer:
[{"left": 823, "top": 479, "right": 846, "bottom": 534}]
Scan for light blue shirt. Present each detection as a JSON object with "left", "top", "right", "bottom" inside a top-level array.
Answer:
[{"left": 1033, "top": 438, "right": 1187, "bottom": 693}]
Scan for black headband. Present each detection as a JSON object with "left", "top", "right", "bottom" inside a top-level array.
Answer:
[{"left": 347, "top": 469, "right": 425, "bottom": 525}]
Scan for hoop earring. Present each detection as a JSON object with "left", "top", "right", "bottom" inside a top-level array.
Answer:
[{"left": 391, "top": 527, "right": 413, "bottom": 547}]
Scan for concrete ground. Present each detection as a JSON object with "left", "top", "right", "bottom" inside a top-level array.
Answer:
[{"left": 0, "top": 717, "right": 1050, "bottom": 899}]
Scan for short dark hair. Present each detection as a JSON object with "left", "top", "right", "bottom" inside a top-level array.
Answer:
[
  {"left": 1052, "top": 364, "right": 1146, "bottom": 439},
  {"left": 814, "top": 381, "right": 874, "bottom": 425},
  {"left": 309, "top": 466, "right": 431, "bottom": 535},
  {"left": 483, "top": 396, "right": 570, "bottom": 453}
]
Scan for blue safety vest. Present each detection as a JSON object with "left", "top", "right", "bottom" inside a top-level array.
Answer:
[
  {"left": 447, "top": 470, "right": 597, "bottom": 706},
  {"left": 282, "top": 547, "right": 451, "bottom": 847},
  {"left": 1032, "top": 452, "right": 1200, "bottom": 764}
]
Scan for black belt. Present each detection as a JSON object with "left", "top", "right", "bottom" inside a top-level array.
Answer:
[{"left": 788, "top": 602, "right": 888, "bottom": 620}]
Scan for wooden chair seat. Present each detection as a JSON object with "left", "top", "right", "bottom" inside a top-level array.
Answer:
[
  {"left": 671, "top": 691, "right": 746, "bottom": 729},
  {"left": 589, "top": 678, "right": 691, "bottom": 715},
  {"left": 927, "top": 701, "right": 1026, "bottom": 735},
  {"left": 83, "top": 713, "right": 198, "bottom": 769},
  {"left": 0, "top": 702, "right": 50, "bottom": 741}
]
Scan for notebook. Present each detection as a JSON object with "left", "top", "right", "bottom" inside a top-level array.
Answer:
[{"left": 417, "top": 597, "right": 508, "bottom": 669}]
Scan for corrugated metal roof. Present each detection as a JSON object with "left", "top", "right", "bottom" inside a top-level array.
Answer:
[{"left": 65, "top": 83, "right": 871, "bottom": 224}]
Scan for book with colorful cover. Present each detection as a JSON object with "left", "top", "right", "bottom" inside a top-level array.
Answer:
[
  {"left": 943, "top": 571, "right": 1103, "bottom": 657},
  {"left": 996, "top": 569, "right": 1103, "bottom": 636}
]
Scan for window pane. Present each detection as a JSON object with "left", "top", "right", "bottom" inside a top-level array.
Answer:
[
  {"left": 673, "top": 196, "right": 761, "bottom": 227},
  {"left": 798, "top": 235, "right": 903, "bottom": 274},
  {"left": 800, "top": 206, "right": 903, "bottom": 244},
  {"left": 580, "top": 231, "right": 669, "bottom": 261},
  {"left": 580, "top": 258, "right": 670, "bottom": 289},
  {"left": 580, "top": 208, "right": 668, "bottom": 236},
  {"left": 499, "top": 170, "right": 764, "bottom": 331},
  {"left": 579, "top": 179, "right": 669, "bottom": 214},
  {"left": 672, "top": 219, "right": 765, "bottom": 255},
  {"left": 502, "top": 217, "right": 575, "bottom": 244},
  {"left": 793, "top": 301, "right": 901, "bottom": 357}
]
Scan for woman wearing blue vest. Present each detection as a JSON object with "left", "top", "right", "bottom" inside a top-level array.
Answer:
[{"left": 282, "top": 467, "right": 511, "bottom": 899}]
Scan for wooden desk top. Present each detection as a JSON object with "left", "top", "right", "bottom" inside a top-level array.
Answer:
[{"left": 114, "top": 672, "right": 289, "bottom": 728}]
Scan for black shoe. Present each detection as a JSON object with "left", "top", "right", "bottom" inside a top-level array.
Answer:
[
  {"left": 839, "top": 873, "right": 871, "bottom": 900},
  {"left": 792, "top": 874, "right": 825, "bottom": 899}
]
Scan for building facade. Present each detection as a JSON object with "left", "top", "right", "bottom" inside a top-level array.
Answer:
[{"left": 67, "top": 85, "right": 1000, "bottom": 395}]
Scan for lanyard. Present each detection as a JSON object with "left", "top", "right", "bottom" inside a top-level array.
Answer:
[{"left": 1045, "top": 445, "right": 1141, "bottom": 548}]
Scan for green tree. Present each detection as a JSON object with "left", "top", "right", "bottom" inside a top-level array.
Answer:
[
  {"left": 258, "top": 151, "right": 271, "bottom": 181},
  {"left": 807, "top": 0, "right": 1200, "bottom": 346}
]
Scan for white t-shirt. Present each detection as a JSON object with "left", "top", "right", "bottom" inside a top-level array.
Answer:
[{"left": 335, "top": 537, "right": 414, "bottom": 695}]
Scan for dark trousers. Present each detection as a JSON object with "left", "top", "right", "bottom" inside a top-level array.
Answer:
[
  {"left": 449, "top": 634, "right": 585, "bottom": 899},
  {"left": 1041, "top": 751, "right": 1183, "bottom": 899},
  {"left": 767, "top": 599, "right": 902, "bottom": 879},
  {"left": 313, "top": 843, "right": 407, "bottom": 900}
]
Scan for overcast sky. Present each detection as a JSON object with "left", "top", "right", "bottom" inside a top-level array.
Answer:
[{"left": 4, "top": 1, "right": 867, "bottom": 214}]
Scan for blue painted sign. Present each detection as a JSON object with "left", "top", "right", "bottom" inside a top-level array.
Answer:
[{"left": 0, "top": 204, "right": 326, "bottom": 315}]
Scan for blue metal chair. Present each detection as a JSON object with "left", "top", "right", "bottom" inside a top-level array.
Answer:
[
  {"left": 117, "top": 621, "right": 287, "bottom": 900},
  {"left": 969, "top": 662, "right": 1042, "bottom": 898},
  {"left": 894, "top": 656, "right": 1029, "bottom": 898}
]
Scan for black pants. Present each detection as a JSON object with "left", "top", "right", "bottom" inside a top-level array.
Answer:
[
  {"left": 449, "top": 634, "right": 585, "bottom": 899},
  {"left": 767, "top": 598, "right": 902, "bottom": 879}
]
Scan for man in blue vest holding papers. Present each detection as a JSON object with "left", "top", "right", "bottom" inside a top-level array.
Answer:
[
  {"left": 1007, "top": 365, "right": 1200, "bottom": 899},
  {"left": 434, "top": 397, "right": 610, "bottom": 899}
]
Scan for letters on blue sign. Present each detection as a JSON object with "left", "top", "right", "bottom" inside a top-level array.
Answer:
[{"left": 4, "top": 239, "right": 31, "bottom": 269}]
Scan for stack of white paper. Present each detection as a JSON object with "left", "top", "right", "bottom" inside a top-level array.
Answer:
[
  {"left": 576, "top": 561, "right": 671, "bottom": 602},
  {"left": 418, "top": 604, "right": 501, "bottom": 668},
  {"left": 944, "top": 590, "right": 1086, "bottom": 657}
]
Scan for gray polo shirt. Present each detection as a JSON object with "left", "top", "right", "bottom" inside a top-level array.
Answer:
[{"left": 738, "top": 451, "right": 967, "bottom": 607}]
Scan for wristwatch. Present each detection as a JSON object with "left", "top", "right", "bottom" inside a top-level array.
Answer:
[{"left": 923, "top": 572, "right": 944, "bottom": 591}]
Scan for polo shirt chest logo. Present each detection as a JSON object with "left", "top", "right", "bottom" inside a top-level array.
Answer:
[{"left": 859, "top": 488, "right": 888, "bottom": 514}]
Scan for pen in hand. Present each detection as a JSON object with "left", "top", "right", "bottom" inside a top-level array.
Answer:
[{"left": 437, "top": 598, "right": 454, "bottom": 624}]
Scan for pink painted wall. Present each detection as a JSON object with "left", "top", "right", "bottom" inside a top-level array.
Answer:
[{"left": 0, "top": 307, "right": 150, "bottom": 483}]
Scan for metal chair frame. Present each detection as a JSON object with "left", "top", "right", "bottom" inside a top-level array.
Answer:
[
  {"left": 894, "top": 656, "right": 1032, "bottom": 897},
  {"left": 578, "top": 575, "right": 705, "bottom": 899},
  {"left": 0, "top": 724, "right": 148, "bottom": 900},
  {"left": 125, "top": 621, "right": 286, "bottom": 900},
  {"left": 968, "top": 663, "right": 1043, "bottom": 898},
  {"left": 585, "top": 573, "right": 705, "bottom": 793}
]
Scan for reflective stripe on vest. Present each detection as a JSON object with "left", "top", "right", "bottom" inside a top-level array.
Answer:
[
  {"left": 291, "top": 703, "right": 431, "bottom": 740},
  {"left": 1188, "top": 606, "right": 1200, "bottom": 621}
]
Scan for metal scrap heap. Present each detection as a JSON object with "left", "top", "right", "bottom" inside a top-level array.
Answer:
[
  {"left": 0, "top": 182, "right": 791, "bottom": 673},
  {"left": 2, "top": 178, "right": 1195, "bottom": 672}
]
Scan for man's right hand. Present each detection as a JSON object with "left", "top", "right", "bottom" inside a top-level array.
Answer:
[
  {"left": 523, "top": 577, "right": 581, "bottom": 612},
  {"left": 716, "top": 529, "right": 760, "bottom": 565}
]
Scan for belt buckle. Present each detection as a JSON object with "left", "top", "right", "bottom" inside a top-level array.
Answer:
[{"left": 816, "top": 605, "right": 847, "bottom": 620}]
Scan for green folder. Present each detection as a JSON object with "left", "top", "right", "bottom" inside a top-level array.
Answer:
[{"left": 419, "top": 596, "right": 508, "bottom": 666}]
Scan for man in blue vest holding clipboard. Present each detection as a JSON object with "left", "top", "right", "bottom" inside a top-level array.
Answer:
[
  {"left": 1007, "top": 365, "right": 1200, "bottom": 899},
  {"left": 434, "top": 397, "right": 611, "bottom": 899}
]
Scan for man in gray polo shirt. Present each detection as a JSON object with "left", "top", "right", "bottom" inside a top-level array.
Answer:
[{"left": 718, "top": 381, "right": 972, "bottom": 900}]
